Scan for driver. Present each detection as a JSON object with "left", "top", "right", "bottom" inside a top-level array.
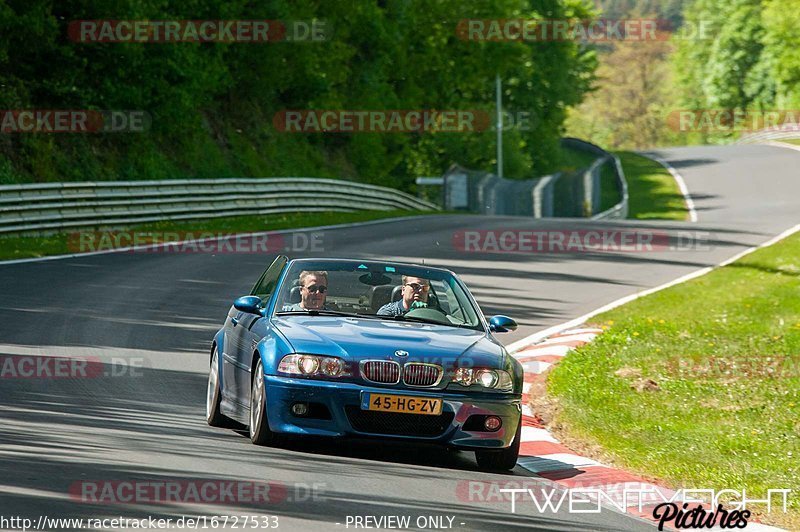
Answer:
[
  {"left": 377, "top": 276, "right": 430, "bottom": 316},
  {"left": 282, "top": 270, "right": 329, "bottom": 311}
]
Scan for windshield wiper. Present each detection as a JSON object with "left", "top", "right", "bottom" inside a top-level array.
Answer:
[
  {"left": 276, "top": 310, "right": 477, "bottom": 329},
  {"left": 275, "top": 309, "right": 359, "bottom": 318},
  {"left": 373, "top": 313, "right": 473, "bottom": 328}
]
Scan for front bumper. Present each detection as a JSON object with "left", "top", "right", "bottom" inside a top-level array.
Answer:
[{"left": 263, "top": 375, "right": 522, "bottom": 449}]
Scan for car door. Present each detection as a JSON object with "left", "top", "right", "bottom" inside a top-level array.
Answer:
[{"left": 226, "top": 255, "right": 288, "bottom": 405}]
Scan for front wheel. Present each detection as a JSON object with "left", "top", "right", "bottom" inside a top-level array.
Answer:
[
  {"left": 475, "top": 417, "right": 521, "bottom": 471},
  {"left": 249, "top": 358, "right": 281, "bottom": 446},
  {"left": 206, "top": 346, "right": 230, "bottom": 427}
]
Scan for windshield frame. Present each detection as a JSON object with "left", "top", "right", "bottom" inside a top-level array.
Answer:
[{"left": 266, "top": 258, "right": 488, "bottom": 333}]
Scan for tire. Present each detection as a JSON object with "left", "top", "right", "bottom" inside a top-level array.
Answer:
[
  {"left": 206, "top": 346, "right": 230, "bottom": 427},
  {"left": 249, "top": 358, "right": 281, "bottom": 446},
  {"left": 475, "top": 416, "right": 521, "bottom": 472}
]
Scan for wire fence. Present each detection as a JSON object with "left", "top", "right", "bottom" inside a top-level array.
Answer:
[{"left": 443, "top": 138, "right": 627, "bottom": 219}]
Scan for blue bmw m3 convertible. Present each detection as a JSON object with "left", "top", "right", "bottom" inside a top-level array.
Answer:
[{"left": 207, "top": 256, "right": 524, "bottom": 470}]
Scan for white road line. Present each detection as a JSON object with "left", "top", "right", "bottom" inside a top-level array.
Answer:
[
  {"left": 520, "top": 426, "right": 560, "bottom": 443},
  {"left": 513, "top": 344, "right": 572, "bottom": 358},
  {"left": 521, "top": 360, "right": 552, "bottom": 374},
  {"left": 539, "top": 332, "right": 598, "bottom": 345},
  {"left": 549, "top": 327, "right": 603, "bottom": 336},
  {"left": 761, "top": 140, "right": 800, "bottom": 153},
  {"left": 507, "top": 221, "right": 800, "bottom": 353},
  {"left": 517, "top": 453, "right": 604, "bottom": 473},
  {"left": 638, "top": 151, "right": 698, "bottom": 222}
]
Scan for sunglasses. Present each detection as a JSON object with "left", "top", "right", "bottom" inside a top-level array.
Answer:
[
  {"left": 405, "top": 282, "right": 429, "bottom": 292},
  {"left": 303, "top": 284, "right": 327, "bottom": 294}
]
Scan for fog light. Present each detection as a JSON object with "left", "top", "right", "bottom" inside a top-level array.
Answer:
[
  {"left": 484, "top": 415, "right": 502, "bottom": 432},
  {"left": 291, "top": 402, "right": 309, "bottom": 416}
]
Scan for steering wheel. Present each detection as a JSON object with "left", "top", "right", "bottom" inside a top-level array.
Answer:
[{"left": 405, "top": 306, "right": 450, "bottom": 324}]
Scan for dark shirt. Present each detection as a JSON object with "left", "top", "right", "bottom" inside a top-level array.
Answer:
[{"left": 376, "top": 300, "right": 407, "bottom": 316}]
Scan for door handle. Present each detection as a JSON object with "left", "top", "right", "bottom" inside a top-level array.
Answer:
[{"left": 231, "top": 317, "right": 240, "bottom": 327}]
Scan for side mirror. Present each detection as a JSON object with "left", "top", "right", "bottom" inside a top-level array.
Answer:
[
  {"left": 234, "top": 295, "right": 263, "bottom": 315},
  {"left": 489, "top": 315, "right": 518, "bottom": 333}
]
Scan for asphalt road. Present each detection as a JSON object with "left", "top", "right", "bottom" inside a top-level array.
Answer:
[{"left": 0, "top": 144, "right": 798, "bottom": 531}]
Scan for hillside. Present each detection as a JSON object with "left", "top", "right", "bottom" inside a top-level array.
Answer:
[{"left": 0, "top": 0, "right": 599, "bottom": 191}]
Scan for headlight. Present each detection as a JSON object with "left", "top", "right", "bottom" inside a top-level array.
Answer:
[
  {"left": 450, "top": 367, "right": 513, "bottom": 392},
  {"left": 453, "top": 367, "right": 473, "bottom": 385},
  {"left": 320, "top": 357, "right": 344, "bottom": 377},
  {"left": 278, "top": 354, "right": 350, "bottom": 378},
  {"left": 476, "top": 369, "right": 499, "bottom": 388},
  {"left": 298, "top": 355, "right": 319, "bottom": 375}
]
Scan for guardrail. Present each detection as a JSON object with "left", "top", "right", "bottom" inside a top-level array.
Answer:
[
  {"left": 591, "top": 154, "right": 628, "bottom": 220},
  {"left": 0, "top": 178, "right": 440, "bottom": 236},
  {"left": 737, "top": 125, "right": 800, "bottom": 143},
  {"left": 442, "top": 138, "right": 627, "bottom": 219}
]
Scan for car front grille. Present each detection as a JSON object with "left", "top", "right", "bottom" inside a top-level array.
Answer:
[
  {"left": 402, "top": 363, "right": 442, "bottom": 387},
  {"left": 361, "top": 360, "right": 400, "bottom": 384},
  {"left": 345, "top": 406, "right": 454, "bottom": 437}
]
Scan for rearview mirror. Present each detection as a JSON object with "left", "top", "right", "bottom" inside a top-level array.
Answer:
[
  {"left": 234, "top": 295, "right": 262, "bottom": 315},
  {"left": 489, "top": 315, "right": 518, "bottom": 333}
]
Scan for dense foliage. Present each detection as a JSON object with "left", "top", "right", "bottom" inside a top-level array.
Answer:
[
  {"left": 674, "top": 0, "right": 800, "bottom": 116},
  {"left": 569, "top": 0, "right": 800, "bottom": 149},
  {"left": 0, "top": 0, "right": 598, "bottom": 189},
  {"left": 593, "top": 0, "right": 686, "bottom": 27}
]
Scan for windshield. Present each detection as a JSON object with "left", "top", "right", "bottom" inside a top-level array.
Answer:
[{"left": 273, "top": 260, "right": 484, "bottom": 331}]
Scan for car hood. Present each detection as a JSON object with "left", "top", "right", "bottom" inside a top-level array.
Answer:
[{"left": 272, "top": 315, "right": 506, "bottom": 367}]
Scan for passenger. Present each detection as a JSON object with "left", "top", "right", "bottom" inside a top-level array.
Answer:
[{"left": 377, "top": 276, "right": 430, "bottom": 316}]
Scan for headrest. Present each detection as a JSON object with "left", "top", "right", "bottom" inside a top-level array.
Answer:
[
  {"left": 370, "top": 285, "right": 394, "bottom": 313},
  {"left": 391, "top": 285, "right": 403, "bottom": 302},
  {"left": 289, "top": 286, "right": 302, "bottom": 304}
]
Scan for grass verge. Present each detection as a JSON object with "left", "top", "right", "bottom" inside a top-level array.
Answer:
[
  {"left": 598, "top": 159, "right": 621, "bottom": 213},
  {"left": 548, "top": 231, "right": 800, "bottom": 529},
  {"left": 616, "top": 151, "right": 688, "bottom": 220},
  {"left": 559, "top": 145, "right": 600, "bottom": 174},
  {"left": 0, "top": 210, "right": 438, "bottom": 261}
]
